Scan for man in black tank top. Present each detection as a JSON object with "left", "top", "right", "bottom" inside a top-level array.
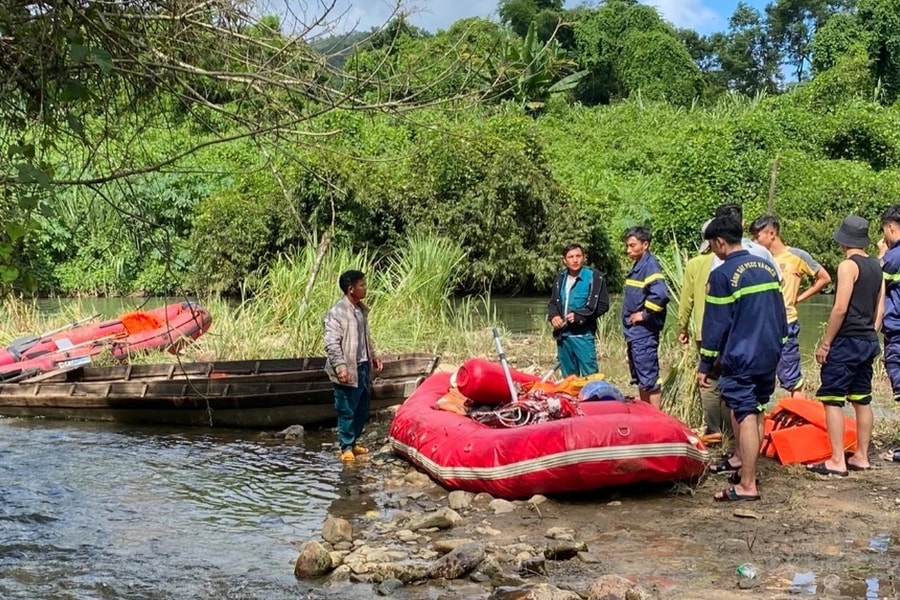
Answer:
[{"left": 810, "top": 216, "right": 885, "bottom": 476}]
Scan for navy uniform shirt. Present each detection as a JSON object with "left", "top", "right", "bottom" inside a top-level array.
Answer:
[
  {"left": 883, "top": 240, "right": 900, "bottom": 336},
  {"left": 700, "top": 250, "right": 787, "bottom": 376},
  {"left": 622, "top": 252, "right": 669, "bottom": 341}
]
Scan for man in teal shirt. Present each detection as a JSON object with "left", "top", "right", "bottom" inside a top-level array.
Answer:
[{"left": 547, "top": 243, "right": 610, "bottom": 376}]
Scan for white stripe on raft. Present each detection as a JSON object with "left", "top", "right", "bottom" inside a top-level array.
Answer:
[{"left": 389, "top": 438, "right": 710, "bottom": 481}]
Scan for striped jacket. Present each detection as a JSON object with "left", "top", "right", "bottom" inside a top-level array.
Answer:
[
  {"left": 324, "top": 296, "right": 375, "bottom": 387},
  {"left": 621, "top": 252, "right": 669, "bottom": 340},
  {"left": 699, "top": 250, "right": 787, "bottom": 376}
]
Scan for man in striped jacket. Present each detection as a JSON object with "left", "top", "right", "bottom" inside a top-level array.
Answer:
[
  {"left": 324, "top": 270, "right": 383, "bottom": 463},
  {"left": 622, "top": 226, "right": 669, "bottom": 409}
]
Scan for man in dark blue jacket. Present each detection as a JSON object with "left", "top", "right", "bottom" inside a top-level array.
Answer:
[
  {"left": 547, "top": 243, "right": 610, "bottom": 377},
  {"left": 699, "top": 216, "right": 787, "bottom": 502},
  {"left": 880, "top": 205, "right": 900, "bottom": 402},
  {"left": 622, "top": 226, "right": 669, "bottom": 408}
]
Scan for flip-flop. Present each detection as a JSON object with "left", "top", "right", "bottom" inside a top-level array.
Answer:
[
  {"left": 714, "top": 487, "right": 760, "bottom": 502},
  {"left": 727, "top": 470, "right": 760, "bottom": 486},
  {"left": 709, "top": 456, "right": 741, "bottom": 474},
  {"left": 806, "top": 462, "right": 849, "bottom": 477},
  {"left": 847, "top": 463, "right": 871, "bottom": 472}
]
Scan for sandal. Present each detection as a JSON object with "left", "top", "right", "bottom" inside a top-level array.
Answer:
[
  {"left": 727, "top": 470, "right": 760, "bottom": 486},
  {"left": 709, "top": 456, "right": 741, "bottom": 474},
  {"left": 806, "top": 462, "right": 849, "bottom": 477},
  {"left": 714, "top": 487, "right": 760, "bottom": 502}
]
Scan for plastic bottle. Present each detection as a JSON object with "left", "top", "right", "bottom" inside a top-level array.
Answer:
[{"left": 736, "top": 563, "right": 760, "bottom": 589}]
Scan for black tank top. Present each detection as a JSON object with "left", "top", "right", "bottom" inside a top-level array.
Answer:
[{"left": 837, "top": 254, "right": 881, "bottom": 340}]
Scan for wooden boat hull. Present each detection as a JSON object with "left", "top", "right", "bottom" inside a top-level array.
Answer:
[{"left": 0, "top": 354, "right": 440, "bottom": 429}]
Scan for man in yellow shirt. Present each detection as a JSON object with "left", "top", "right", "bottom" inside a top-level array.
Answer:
[
  {"left": 750, "top": 215, "right": 832, "bottom": 396},
  {"left": 678, "top": 219, "right": 731, "bottom": 438}
]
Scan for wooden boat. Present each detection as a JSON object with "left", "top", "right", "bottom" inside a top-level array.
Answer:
[
  {"left": 390, "top": 366, "right": 708, "bottom": 499},
  {"left": 0, "top": 302, "right": 212, "bottom": 379},
  {"left": 0, "top": 353, "right": 440, "bottom": 428}
]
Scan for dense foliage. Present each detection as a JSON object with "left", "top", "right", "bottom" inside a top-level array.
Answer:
[{"left": 2, "top": 0, "right": 900, "bottom": 297}]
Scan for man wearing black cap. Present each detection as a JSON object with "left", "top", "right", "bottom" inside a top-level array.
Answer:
[{"left": 809, "top": 216, "right": 884, "bottom": 476}]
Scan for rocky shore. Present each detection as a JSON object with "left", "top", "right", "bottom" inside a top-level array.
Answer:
[
  {"left": 288, "top": 408, "right": 900, "bottom": 600},
  {"left": 292, "top": 437, "right": 653, "bottom": 600}
]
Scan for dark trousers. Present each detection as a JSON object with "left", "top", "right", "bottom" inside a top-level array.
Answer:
[{"left": 333, "top": 363, "right": 371, "bottom": 451}]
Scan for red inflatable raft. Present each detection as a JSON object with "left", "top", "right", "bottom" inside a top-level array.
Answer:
[
  {"left": 0, "top": 302, "right": 212, "bottom": 378},
  {"left": 389, "top": 371, "right": 709, "bottom": 499}
]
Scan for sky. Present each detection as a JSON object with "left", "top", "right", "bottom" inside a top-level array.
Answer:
[{"left": 276, "top": 0, "right": 771, "bottom": 38}]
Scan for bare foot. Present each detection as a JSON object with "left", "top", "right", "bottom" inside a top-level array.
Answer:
[{"left": 846, "top": 454, "right": 871, "bottom": 471}]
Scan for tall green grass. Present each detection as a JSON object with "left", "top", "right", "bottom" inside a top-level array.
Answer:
[
  {"left": 657, "top": 242, "right": 704, "bottom": 428},
  {"left": 188, "top": 235, "right": 493, "bottom": 360}
]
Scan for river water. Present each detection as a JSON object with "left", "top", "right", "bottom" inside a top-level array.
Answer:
[
  {"left": 0, "top": 419, "right": 355, "bottom": 599},
  {"left": 0, "top": 295, "right": 837, "bottom": 598}
]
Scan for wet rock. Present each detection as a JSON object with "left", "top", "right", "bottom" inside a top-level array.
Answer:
[
  {"left": 519, "top": 556, "right": 547, "bottom": 577},
  {"left": 357, "top": 546, "right": 392, "bottom": 564},
  {"left": 491, "top": 572, "right": 529, "bottom": 588},
  {"left": 544, "top": 540, "right": 588, "bottom": 561},
  {"left": 586, "top": 574, "right": 651, "bottom": 600},
  {"left": 404, "top": 471, "right": 432, "bottom": 486},
  {"left": 475, "top": 492, "right": 496, "bottom": 504},
  {"left": 294, "top": 540, "right": 333, "bottom": 578},
  {"left": 427, "top": 542, "right": 485, "bottom": 579},
  {"left": 370, "top": 562, "right": 429, "bottom": 583},
  {"left": 470, "top": 571, "right": 491, "bottom": 583},
  {"left": 397, "top": 529, "right": 418, "bottom": 543},
  {"left": 322, "top": 516, "right": 353, "bottom": 544},
  {"left": 274, "top": 425, "right": 305, "bottom": 440},
  {"left": 326, "top": 564, "right": 352, "bottom": 584},
  {"left": 434, "top": 538, "right": 477, "bottom": 554},
  {"left": 407, "top": 507, "right": 462, "bottom": 531},
  {"left": 577, "top": 551, "right": 602, "bottom": 564},
  {"left": 476, "top": 525, "right": 502, "bottom": 536},
  {"left": 490, "top": 499, "right": 518, "bottom": 514},
  {"left": 516, "top": 550, "right": 534, "bottom": 561},
  {"left": 545, "top": 527, "right": 576, "bottom": 541},
  {"left": 375, "top": 578, "right": 404, "bottom": 596},
  {"left": 528, "top": 495, "right": 548, "bottom": 505},
  {"left": 349, "top": 572, "right": 375, "bottom": 583},
  {"left": 333, "top": 540, "right": 353, "bottom": 551},
  {"left": 489, "top": 583, "right": 583, "bottom": 600},
  {"left": 449, "top": 490, "right": 475, "bottom": 510},
  {"left": 505, "top": 543, "right": 537, "bottom": 555},
  {"left": 328, "top": 550, "right": 348, "bottom": 568},
  {"left": 480, "top": 555, "right": 503, "bottom": 576}
]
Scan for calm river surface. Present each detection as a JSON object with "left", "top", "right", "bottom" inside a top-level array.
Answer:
[{"left": 0, "top": 295, "right": 835, "bottom": 598}]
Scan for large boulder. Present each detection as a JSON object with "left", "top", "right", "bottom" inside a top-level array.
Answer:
[
  {"left": 294, "top": 541, "right": 332, "bottom": 578},
  {"left": 322, "top": 516, "right": 352, "bottom": 544}
]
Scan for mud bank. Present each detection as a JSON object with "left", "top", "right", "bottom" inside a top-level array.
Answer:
[{"left": 291, "top": 409, "right": 900, "bottom": 600}]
